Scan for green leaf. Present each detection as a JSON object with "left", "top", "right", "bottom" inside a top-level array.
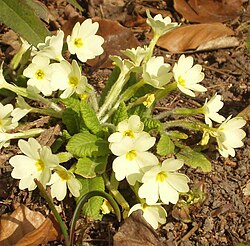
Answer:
[
  {"left": 112, "top": 102, "right": 128, "bottom": 126},
  {"left": 66, "top": 132, "right": 110, "bottom": 157},
  {"left": 0, "top": 0, "right": 50, "bottom": 46},
  {"left": 77, "top": 176, "right": 105, "bottom": 220},
  {"left": 75, "top": 156, "right": 108, "bottom": 178},
  {"left": 61, "top": 97, "right": 81, "bottom": 113},
  {"left": 176, "top": 146, "right": 212, "bottom": 172},
  {"left": 157, "top": 133, "right": 175, "bottom": 156},
  {"left": 128, "top": 104, "right": 145, "bottom": 118},
  {"left": 24, "top": 0, "right": 49, "bottom": 22},
  {"left": 57, "top": 152, "right": 73, "bottom": 163},
  {"left": 142, "top": 117, "right": 161, "bottom": 132},
  {"left": 167, "top": 130, "right": 188, "bottom": 139},
  {"left": 66, "top": 0, "right": 83, "bottom": 11},
  {"left": 62, "top": 108, "right": 85, "bottom": 135},
  {"left": 80, "top": 101, "right": 102, "bottom": 135},
  {"left": 99, "top": 66, "right": 120, "bottom": 106}
]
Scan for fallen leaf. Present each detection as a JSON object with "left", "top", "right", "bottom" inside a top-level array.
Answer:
[
  {"left": 15, "top": 116, "right": 50, "bottom": 131},
  {"left": 174, "top": 0, "right": 243, "bottom": 23},
  {"left": 15, "top": 214, "right": 61, "bottom": 246},
  {"left": 172, "top": 203, "right": 192, "bottom": 223},
  {"left": 113, "top": 210, "right": 164, "bottom": 246},
  {"left": 0, "top": 205, "right": 61, "bottom": 246},
  {"left": 237, "top": 104, "right": 250, "bottom": 121},
  {"left": 0, "top": 205, "right": 45, "bottom": 245},
  {"left": 87, "top": 18, "right": 140, "bottom": 69},
  {"left": 156, "top": 23, "right": 234, "bottom": 52},
  {"left": 196, "top": 36, "right": 239, "bottom": 51},
  {"left": 88, "top": 0, "right": 126, "bottom": 22},
  {"left": 37, "top": 124, "right": 61, "bottom": 147}
]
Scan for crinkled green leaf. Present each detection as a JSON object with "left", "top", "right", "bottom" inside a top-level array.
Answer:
[
  {"left": 62, "top": 108, "right": 85, "bottom": 135},
  {"left": 112, "top": 102, "right": 128, "bottom": 126},
  {"left": 176, "top": 146, "right": 212, "bottom": 172},
  {"left": 128, "top": 104, "right": 145, "bottom": 118},
  {"left": 62, "top": 97, "right": 81, "bottom": 113},
  {"left": 157, "top": 133, "right": 175, "bottom": 156},
  {"left": 57, "top": 152, "right": 73, "bottom": 163},
  {"left": 66, "top": 132, "right": 110, "bottom": 157},
  {"left": 142, "top": 117, "right": 161, "bottom": 132},
  {"left": 80, "top": 101, "right": 102, "bottom": 135},
  {"left": 77, "top": 176, "right": 105, "bottom": 220},
  {"left": 167, "top": 130, "right": 188, "bottom": 139},
  {"left": 0, "top": 0, "right": 50, "bottom": 46},
  {"left": 75, "top": 156, "right": 108, "bottom": 178}
]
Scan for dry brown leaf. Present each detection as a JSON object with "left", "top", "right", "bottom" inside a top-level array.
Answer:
[
  {"left": 88, "top": 0, "right": 126, "bottom": 22},
  {"left": 174, "top": 0, "right": 243, "bottom": 23},
  {"left": 15, "top": 214, "right": 61, "bottom": 246},
  {"left": 0, "top": 205, "right": 61, "bottom": 246},
  {"left": 237, "top": 104, "right": 250, "bottom": 121},
  {"left": 113, "top": 210, "right": 164, "bottom": 246},
  {"left": 15, "top": 116, "right": 50, "bottom": 131},
  {"left": 196, "top": 36, "right": 239, "bottom": 51},
  {"left": 0, "top": 204, "right": 45, "bottom": 245},
  {"left": 156, "top": 23, "right": 234, "bottom": 52},
  {"left": 87, "top": 18, "right": 140, "bottom": 69},
  {"left": 37, "top": 124, "right": 61, "bottom": 147}
]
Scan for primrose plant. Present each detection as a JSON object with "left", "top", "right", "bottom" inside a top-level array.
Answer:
[{"left": 1, "top": 10, "right": 246, "bottom": 232}]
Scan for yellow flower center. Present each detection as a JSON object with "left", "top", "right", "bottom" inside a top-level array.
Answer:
[
  {"left": 74, "top": 37, "right": 84, "bottom": 48},
  {"left": 122, "top": 130, "right": 134, "bottom": 138},
  {"left": 68, "top": 76, "right": 79, "bottom": 87},
  {"left": 126, "top": 150, "right": 137, "bottom": 161},
  {"left": 156, "top": 171, "right": 167, "bottom": 182},
  {"left": 80, "top": 92, "right": 88, "bottom": 101},
  {"left": 57, "top": 170, "right": 70, "bottom": 181},
  {"left": 35, "top": 159, "right": 45, "bottom": 171},
  {"left": 178, "top": 76, "right": 186, "bottom": 86},
  {"left": 143, "top": 94, "right": 155, "bottom": 108},
  {"left": 35, "top": 69, "right": 45, "bottom": 80}
]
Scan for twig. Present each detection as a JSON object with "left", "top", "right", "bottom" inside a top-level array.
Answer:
[{"left": 179, "top": 223, "right": 200, "bottom": 243}]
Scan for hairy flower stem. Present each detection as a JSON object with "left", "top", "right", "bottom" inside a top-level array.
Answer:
[
  {"left": 5, "top": 128, "right": 44, "bottom": 141},
  {"left": 163, "top": 119, "right": 214, "bottom": 132},
  {"left": 31, "top": 108, "right": 62, "bottom": 118},
  {"left": 100, "top": 79, "right": 145, "bottom": 123},
  {"left": 110, "top": 171, "right": 119, "bottom": 190},
  {"left": 86, "top": 84, "right": 99, "bottom": 112},
  {"left": 155, "top": 81, "right": 177, "bottom": 100},
  {"left": 34, "top": 179, "right": 70, "bottom": 246},
  {"left": 154, "top": 107, "right": 203, "bottom": 120},
  {"left": 143, "top": 34, "right": 160, "bottom": 64},
  {"left": 97, "top": 72, "right": 130, "bottom": 120},
  {"left": 130, "top": 182, "right": 145, "bottom": 204},
  {"left": 2, "top": 82, "right": 63, "bottom": 112},
  {"left": 102, "top": 173, "right": 130, "bottom": 216}
]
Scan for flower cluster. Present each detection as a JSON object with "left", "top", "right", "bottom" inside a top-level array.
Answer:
[
  {"left": 23, "top": 20, "right": 104, "bottom": 98},
  {"left": 108, "top": 115, "right": 190, "bottom": 228},
  {"left": 9, "top": 138, "right": 81, "bottom": 201}
]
